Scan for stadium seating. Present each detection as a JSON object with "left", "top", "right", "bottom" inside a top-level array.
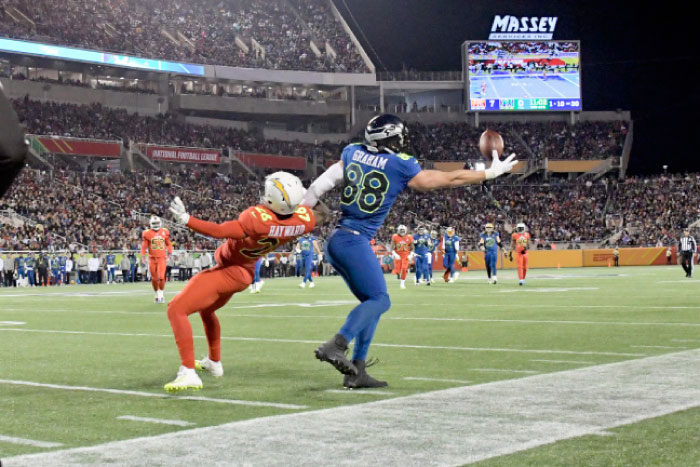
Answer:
[
  {"left": 1, "top": 166, "right": 692, "bottom": 254},
  {"left": 0, "top": 0, "right": 369, "bottom": 72}
]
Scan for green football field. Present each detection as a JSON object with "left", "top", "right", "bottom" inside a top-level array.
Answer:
[{"left": 1, "top": 266, "right": 700, "bottom": 466}]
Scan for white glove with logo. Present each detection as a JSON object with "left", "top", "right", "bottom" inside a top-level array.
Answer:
[
  {"left": 484, "top": 151, "right": 517, "bottom": 180},
  {"left": 169, "top": 196, "right": 190, "bottom": 225}
]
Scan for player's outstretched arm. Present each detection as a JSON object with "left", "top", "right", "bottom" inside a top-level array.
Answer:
[
  {"left": 408, "top": 152, "right": 516, "bottom": 192},
  {"left": 302, "top": 161, "right": 344, "bottom": 208},
  {"left": 169, "top": 196, "right": 247, "bottom": 240}
]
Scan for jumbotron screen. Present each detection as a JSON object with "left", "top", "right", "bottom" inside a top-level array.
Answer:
[{"left": 465, "top": 41, "right": 581, "bottom": 111}]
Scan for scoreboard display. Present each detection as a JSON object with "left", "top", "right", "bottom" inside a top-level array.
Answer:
[{"left": 464, "top": 41, "right": 581, "bottom": 112}]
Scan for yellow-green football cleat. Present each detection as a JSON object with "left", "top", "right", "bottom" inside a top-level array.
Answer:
[{"left": 164, "top": 366, "right": 203, "bottom": 392}]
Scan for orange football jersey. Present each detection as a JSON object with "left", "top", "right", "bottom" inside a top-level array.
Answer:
[
  {"left": 190, "top": 205, "right": 316, "bottom": 267},
  {"left": 512, "top": 232, "right": 531, "bottom": 254},
  {"left": 141, "top": 228, "right": 173, "bottom": 258},
  {"left": 392, "top": 234, "right": 414, "bottom": 256}
]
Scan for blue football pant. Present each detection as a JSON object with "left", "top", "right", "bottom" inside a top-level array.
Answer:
[
  {"left": 295, "top": 261, "right": 302, "bottom": 277},
  {"left": 415, "top": 253, "right": 430, "bottom": 281},
  {"left": 326, "top": 229, "right": 391, "bottom": 362},
  {"left": 443, "top": 252, "right": 456, "bottom": 277},
  {"left": 253, "top": 258, "right": 262, "bottom": 283},
  {"left": 302, "top": 255, "right": 314, "bottom": 283},
  {"left": 485, "top": 253, "right": 497, "bottom": 278}
]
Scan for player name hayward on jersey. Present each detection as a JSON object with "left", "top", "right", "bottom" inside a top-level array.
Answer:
[
  {"left": 351, "top": 150, "right": 388, "bottom": 170},
  {"left": 268, "top": 224, "right": 306, "bottom": 238}
]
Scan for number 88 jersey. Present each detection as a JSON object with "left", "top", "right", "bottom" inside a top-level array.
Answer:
[{"left": 338, "top": 143, "right": 421, "bottom": 238}]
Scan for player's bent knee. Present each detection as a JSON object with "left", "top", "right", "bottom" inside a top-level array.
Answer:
[{"left": 376, "top": 293, "right": 391, "bottom": 314}]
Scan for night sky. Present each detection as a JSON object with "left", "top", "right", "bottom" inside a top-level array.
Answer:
[{"left": 337, "top": 0, "right": 700, "bottom": 175}]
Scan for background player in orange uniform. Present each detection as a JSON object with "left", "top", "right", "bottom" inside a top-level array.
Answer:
[
  {"left": 391, "top": 224, "right": 414, "bottom": 289},
  {"left": 141, "top": 215, "right": 172, "bottom": 303},
  {"left": 164, "top": 172, "right": 319, "bottom": 392},
  {"left": 510, "top": 222, "right": 531, "bottom": 286}
]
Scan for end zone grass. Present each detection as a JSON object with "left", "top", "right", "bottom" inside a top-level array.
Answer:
[{"left": 1, "top": 266, "right": 699, "bottom": 465}]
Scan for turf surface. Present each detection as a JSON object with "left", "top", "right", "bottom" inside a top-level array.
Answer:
[{"left": 1, "top": 266, "right": 699, "bottom": 464}]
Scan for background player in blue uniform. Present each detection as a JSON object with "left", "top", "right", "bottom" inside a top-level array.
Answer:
[
  {"left": 296, "top": 233, "right": 321, "bottom": 288},
  {"left": 301, "top": 114, "right": 516, "bottom": 388},
  {"left": 294, "top": 249, "right": 303, "bottom": 277},
  {"left": 250, "top": 257, "right": 264, "bottom": 294},
  {"left": 105, "top": 252, "right": 116, "bottom": 284},
  {"left": 479, "top": 222, "right": 503, "bottom": 284},
  {"left": 59, "top": 254, "right": 67, "bottom": 284},
  {"left": 428, "top": 230, "right": 439, "bottom": 283},
  {"left": 413, "top": 226, "right": 432, "bottom": 285},
  {"left": 25, "top": 254, "right": 36, "bottom": 287},
  {"left": 442, "top": 227, "right": 460, "bottom": 283},
  {"left": 15, "top": 254, "right": 25, "bottom": 284}
]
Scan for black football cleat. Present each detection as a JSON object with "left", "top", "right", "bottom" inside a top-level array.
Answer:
[
  {"left": 315, "top": 334, "right": 357, "bottom": 376},
  {"left": 343, "top": 359, "right": 388, "bottom": 389}
]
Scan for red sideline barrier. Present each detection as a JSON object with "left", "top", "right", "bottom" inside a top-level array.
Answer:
[
  {"left": 34, "top": 135, "right": 121, "bottom": 158},
  {"left": 236, "top": 152, "right": 306, "bottom": 170},
  {"left": 143, "top": 145, "right": 221, "bottom": 164}
]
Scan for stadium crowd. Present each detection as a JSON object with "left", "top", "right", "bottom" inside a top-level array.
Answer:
[
  {"left": 2, "top": 166, "right": 696, "bottom": 258},
  {"left": 11, "top": 97, "right": 625, "bottom": 162},
  {"left": 0, "top": 0, "right": 369, "bottom": 72}
]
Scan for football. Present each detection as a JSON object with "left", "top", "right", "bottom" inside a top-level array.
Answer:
[{"left": 478, "top": 129, "right": 504, "bottom": 161}]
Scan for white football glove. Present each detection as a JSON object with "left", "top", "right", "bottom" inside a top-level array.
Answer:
[
  {"left": 169, "top": 196, "right": 190, "bottom": 225},
  {"left": 484, "top": 151, "right": 517, "bottom": 180},
  {"left": 408, "top": 252, "right": 415, "bottom": 262},
  {"left": 392, "top": 251, "right": 400, "bottom": 260}
]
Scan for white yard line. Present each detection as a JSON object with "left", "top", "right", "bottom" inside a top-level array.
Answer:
[
  {"left": 630, "top": 345, "right": 688, "bottom": 349},
  {"left": 470, "top": 368, "right": 539, "bottom": 374},
  {"left": 325, "top": 389, "right": 395, "bottom": 396},
  {"left": 6, "top": 349, "right": 700, "bottom": 467},
  {"left": 117, "top": 416, "right": 194, "bottom": 427},
  {"left": 0, "top": 434, "right": 63, "bottom": 448},
  {"left": 0, "top": 379, "right": 306, "bottom": 410},
  {"left": 509, "top": 74, "right": 532, "bottom": 97},
  {"left": 0, "top": 321, "right": 25, "bottom": 325},
  {"left": 531, "top": 359, "right": 597, "bottom": 365},
  {"left": 228, "top": 313, "right": 700, "bottom": 328},
  {"left": 403, "top": 377, "right": 471, "bottom": 384},
  {"left": 0, "top": 328, "right": 647, "bottom": 357}
]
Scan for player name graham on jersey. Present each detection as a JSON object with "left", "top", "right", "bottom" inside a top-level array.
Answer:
[
  {"left": 269, "top": 224, "right": 306, "bottom": 238},
  {"left": 351, "top": 150, "right": 388, "bottom": 170}
]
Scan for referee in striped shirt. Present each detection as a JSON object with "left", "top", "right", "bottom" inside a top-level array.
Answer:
[{"left": 679, "top": 229, "right": 697, "bottom": 278}]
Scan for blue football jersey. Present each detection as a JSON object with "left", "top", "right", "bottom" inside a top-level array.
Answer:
[
  {"left": 106, "top": 254, "right": 116, "bottom": 265},
  {"left": 481, "top": 232, "right": 500, "bottom": 254},
  {"left": 299, "top": 236, "right": 315, "bottom": 256},
  {"left": 339, "top": 143, "right": 421, "bottom": 238},
  {"left": 443, "top": 235, "right": 460, "bottom": 253},
  {"left": 428, "top": 238, "right": 438, "bottom": 253},
  {"left": 414, "top": 233, "right": 432, "bottom": 255}
]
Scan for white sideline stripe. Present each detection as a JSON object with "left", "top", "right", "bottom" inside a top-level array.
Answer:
[
  {"left": 630, "top": 345, "right": 688, "bottom": 349},
  {"left": 7, "top": 349, "right": 700, "bottom": 467},
  {"left": 227, "top": 313, "right": 700, "bottom": 328},
  {"left": 0, "top": 379, "right": 306, "bottom": 410},
  {"left": 0, "top": 328, "right": 647, "bottom": 357},
  {"left": 403, "top": 377, "right": 471, "bottom": 384},
  {"left": 0, "top": 321, "right": 25, "bottom": 325},
  {"left": 0, "top": 434, "right": 63, "bottom": 448},
  {"left": 117, "top": 416, "right": 194, "bottom": 427},
  {"left": 531, "top": 359, "right": 597, "bottom": 365},
  {"left": 325, "top": 389, "right": 394, "bottom": 396},
  {"left": 471, "top": 368, "right": 539, "bottom": 374}
]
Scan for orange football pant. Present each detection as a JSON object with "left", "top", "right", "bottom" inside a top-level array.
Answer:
[
  {"left": 517, "top": 253, "right": 529, "bottom": 280},
  {"left": 167, "top": 263, "right": 253, "bottom": 368},
  {"left": 396, "top": 254, "right": 409, "bottom": 280},
  {"left": 149, "top": 257, "right": 167, "bottom": 292}
]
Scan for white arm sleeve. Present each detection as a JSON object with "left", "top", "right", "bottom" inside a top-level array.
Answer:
[
  {"left": 454, "top": 240, "right": 460, "bottom": 251},
  {"left": 301, "top": 162, "right": 344, "bottom": 208}
]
